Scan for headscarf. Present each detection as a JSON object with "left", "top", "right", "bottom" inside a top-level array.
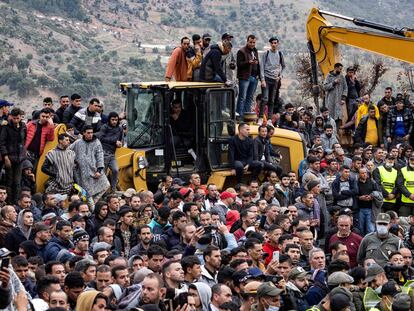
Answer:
[{"left": 76, "top": 290, "right": 101, "bottom": 311}]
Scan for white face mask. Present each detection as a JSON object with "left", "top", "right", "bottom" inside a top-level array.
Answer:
[
  {"left": 265, "top": 306, "right": 279, "bottom": 311},
  {"left": 409, "top": 163, "right": 414, "bottom": 169},
  {"left": 384, "top": 163, "right": 393, "bottom": 169},
  {"left": 377, "top": 225, "right": 388, "bottom": 236}
]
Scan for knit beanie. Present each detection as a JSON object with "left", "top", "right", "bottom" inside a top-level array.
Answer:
[{"left": 72, "top": 228, "right": 89, "bottom": 244}]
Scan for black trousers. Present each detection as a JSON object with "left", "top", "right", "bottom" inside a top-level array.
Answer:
[
  {"left": 6, "top": 161, "right": 22, "bottom": 204},
  {"left": 234, "top": 160, "right": 263, "bottom": 183}
]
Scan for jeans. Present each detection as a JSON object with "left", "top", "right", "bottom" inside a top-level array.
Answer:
[
  {"left": 359, "top": 208, "right": 375, "bottom": 236},
  {"left": 104, "top": 153, "right": 119, "bottom": 191},
  {"left": 237, "top": 76, "right": 258, "bottom": 117}
]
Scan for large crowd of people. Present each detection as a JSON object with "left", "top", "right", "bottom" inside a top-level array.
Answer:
[{"left": 0, "top": 32, "right": 413, "bottom": 311}]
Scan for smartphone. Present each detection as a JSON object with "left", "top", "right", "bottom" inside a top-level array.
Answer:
[
  {"left": 273, "top": 251, "right": 280, "bottom": 262},
  {"left": 1, "top": 258, "right": 9, "bottom": 270}
]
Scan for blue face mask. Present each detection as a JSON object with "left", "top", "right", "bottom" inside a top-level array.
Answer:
[{"left": 266, "top": 306, "right": 279, "bottom": 311}]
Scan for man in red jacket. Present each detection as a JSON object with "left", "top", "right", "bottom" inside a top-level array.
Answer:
[{"left": 25, "top": 108, "right": 54, "bottom": 168}]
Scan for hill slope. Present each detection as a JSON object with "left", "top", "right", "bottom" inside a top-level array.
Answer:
[{"left": 0, "top": 0, "right": 413, "bottom": 110}]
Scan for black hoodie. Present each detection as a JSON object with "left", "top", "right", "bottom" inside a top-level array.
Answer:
[{"left": 200, "top": 44, "right": 226, "bottom": 82}]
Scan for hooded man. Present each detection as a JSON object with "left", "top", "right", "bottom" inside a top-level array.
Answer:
[{"left": 200, "top": 41, "right": 232, "bottom": 83}]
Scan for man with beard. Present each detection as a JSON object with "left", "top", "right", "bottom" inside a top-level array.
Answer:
[
  {"left": 163, "top": 260, "right": 186, "bottom": 301},
  {"left": 286, "top": 267, "right": 310, "bottom": 311},
  {"left": 161, "top": 210, "right": 187, "bottom": 250},
  {"left": 130, "top": 224, "right": 153, "bottom": 257},
  {"left": 70, "top": 126, "right": 109, "bottom": 202},
  {"left": 139, "top": 273, "right": 167, "bottom": 310},
  {"left": 233, "top": 210, "right": 257, "bottom": 241},
  {"left": 115, "top": 207, "right": 137, "bottom": 258},
  {"left": 322, "top": 63, "right": 347, "bottom": 125},
  {"left": 320, "top": 124, "right": 339, "bottom": 151},
  {"left": 165, "top": 37, "right": 192, "bottom": 82},
  {"left": 254, "top": 125, "right": 282, "bottom": 177},
  {"left": 97, "top": 112, "right": 123, "bottom": 192},
  {"left": 44, "top": 220, "right": 74, "bottom": 262}
]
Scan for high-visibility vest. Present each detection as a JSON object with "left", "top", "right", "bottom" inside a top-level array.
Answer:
[
  {"left": 401, "top": 167, "right": 414, "bottom": 203},
  {"left": 378, "top": 166, "right": 397, "bottom": 203},
  {"left": 306, "top": 307, "right": 321, "bottom": 311}
]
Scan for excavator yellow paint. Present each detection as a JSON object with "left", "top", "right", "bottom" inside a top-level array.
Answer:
[{"left": 306, "top": 7, "right": 414, "bottom": 77}]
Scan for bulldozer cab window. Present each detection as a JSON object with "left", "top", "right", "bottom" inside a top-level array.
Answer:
[
  {"left": 207, "top": 89, "right": 235, "bottom": 169},
  {"left": 126, "top": 88, "right": 164, "bottom": 148}
]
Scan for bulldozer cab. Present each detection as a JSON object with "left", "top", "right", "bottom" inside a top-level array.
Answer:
[{"left": 121, "top": 81, "right": 235, "bottom": 188}]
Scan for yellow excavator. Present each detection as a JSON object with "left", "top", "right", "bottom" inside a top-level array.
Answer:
[{"left": 306, "top": 7, "right": 414, "bottom": 103}]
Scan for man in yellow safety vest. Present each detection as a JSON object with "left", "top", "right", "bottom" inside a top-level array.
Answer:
[
  {"left": 373, "top": 155, "right": 399, "bottom": 212},
  {"left": 397, "top": 155, "right": 414, "bottom": 216}
]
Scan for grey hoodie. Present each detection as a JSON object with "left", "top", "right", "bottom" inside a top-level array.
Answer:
[
  {"left": 16, "top": 210, "right": 31, "bottom": 239},
  {"left": 194, "top": 282, "right": 212, "bottom": 311}
]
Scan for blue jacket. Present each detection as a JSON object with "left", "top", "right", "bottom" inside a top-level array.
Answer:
[
  {"left": 44, "top": 236, "right": 74, "bottom": 262},
  {"left": 160, "top": 227, "right": 181, "bottom": 251}
]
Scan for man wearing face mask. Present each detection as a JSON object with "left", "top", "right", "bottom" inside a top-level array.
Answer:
[
  {"left": 357, "top": 213, "right": 403, "bottom": 267},
  {"left": 373, "top": 155, "right": 399, "bottom": 212},
  {"left": 371, "top": 280, "right": 401, "bottom": 311},
  {"left": 256, "top": 282, "right": 283, "bottom": 311},
  {"left": 364, "top": 263, "right": 388, "bottom": 299},
  {"left": 397, "top": 155, "right": 414, "bottom": 216}
]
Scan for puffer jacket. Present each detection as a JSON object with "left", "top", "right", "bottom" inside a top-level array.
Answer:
[
  {"left": 44, "top": 236, "right": 74, "bottom": 262},
  {"left": 25, "top": 121, "right": 54, "bottom": 156},
  {"left": 0, "top": 121, "right": 26, "bottom": 163},
  {"left": 386, "top": 106, "right": 413, "bottom": 137}
]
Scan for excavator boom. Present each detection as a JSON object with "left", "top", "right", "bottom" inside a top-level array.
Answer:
[{"left": 306, "top": 7, "right": 414, "bottom": 77}]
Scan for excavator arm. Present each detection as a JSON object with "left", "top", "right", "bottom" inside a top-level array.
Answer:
[{"left": 306, "top": 7, "right": 414, "bottom": 78}]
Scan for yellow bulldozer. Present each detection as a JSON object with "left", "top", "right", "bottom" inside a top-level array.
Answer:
[{"left": 36, "top": 81, "right": 305, "bottom": 192}]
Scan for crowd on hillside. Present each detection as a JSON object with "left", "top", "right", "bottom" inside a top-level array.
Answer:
[{"left": 0, "top": 32, "right": 413, "bottom": 311}]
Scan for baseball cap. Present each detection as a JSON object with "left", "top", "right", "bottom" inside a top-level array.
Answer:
[
  {"left": 329, "top": 292, "right": 351, "bottom": 310},
  {"left": 376, "top": 213, "right": 391, "bottom": 224},
  {"left": 288, "top": 267, "right": 308, "bottom": 280},
  {"left": 233, "top": 270, "right": 254, "bottom": 286},
  {"left": 0, "top": 100, "right": 14, "bottom": 108},
  {"left": 202, "top": 33, "right": 212, "bottom": 39},
  {"left": 327, "top": 271, "right": 354, "bottom": 286},
  {"left": 220, "top": 191, "right": 236, "bottom": 200},
  {"left": 381, "top": 280, "right": 401, "bottom": 297},
  {"left": 248, "top": 267, "right": 265, "bottom": 279},
  {"left": 365, "top": 264, "right": 385, "bottom": 283},
  {"left": 221, "top": 33, "right": 234, "bottom": 40},
  {"left": 257, "top": 282, "right": 283, "bottom": 298},
  {"left": 93, "top": 242, "right": 112, "bottom": 254}
]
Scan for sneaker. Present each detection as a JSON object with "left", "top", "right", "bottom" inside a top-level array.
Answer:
[{"left": 257, "top": 118, "right": 263, "bottom": 125}]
